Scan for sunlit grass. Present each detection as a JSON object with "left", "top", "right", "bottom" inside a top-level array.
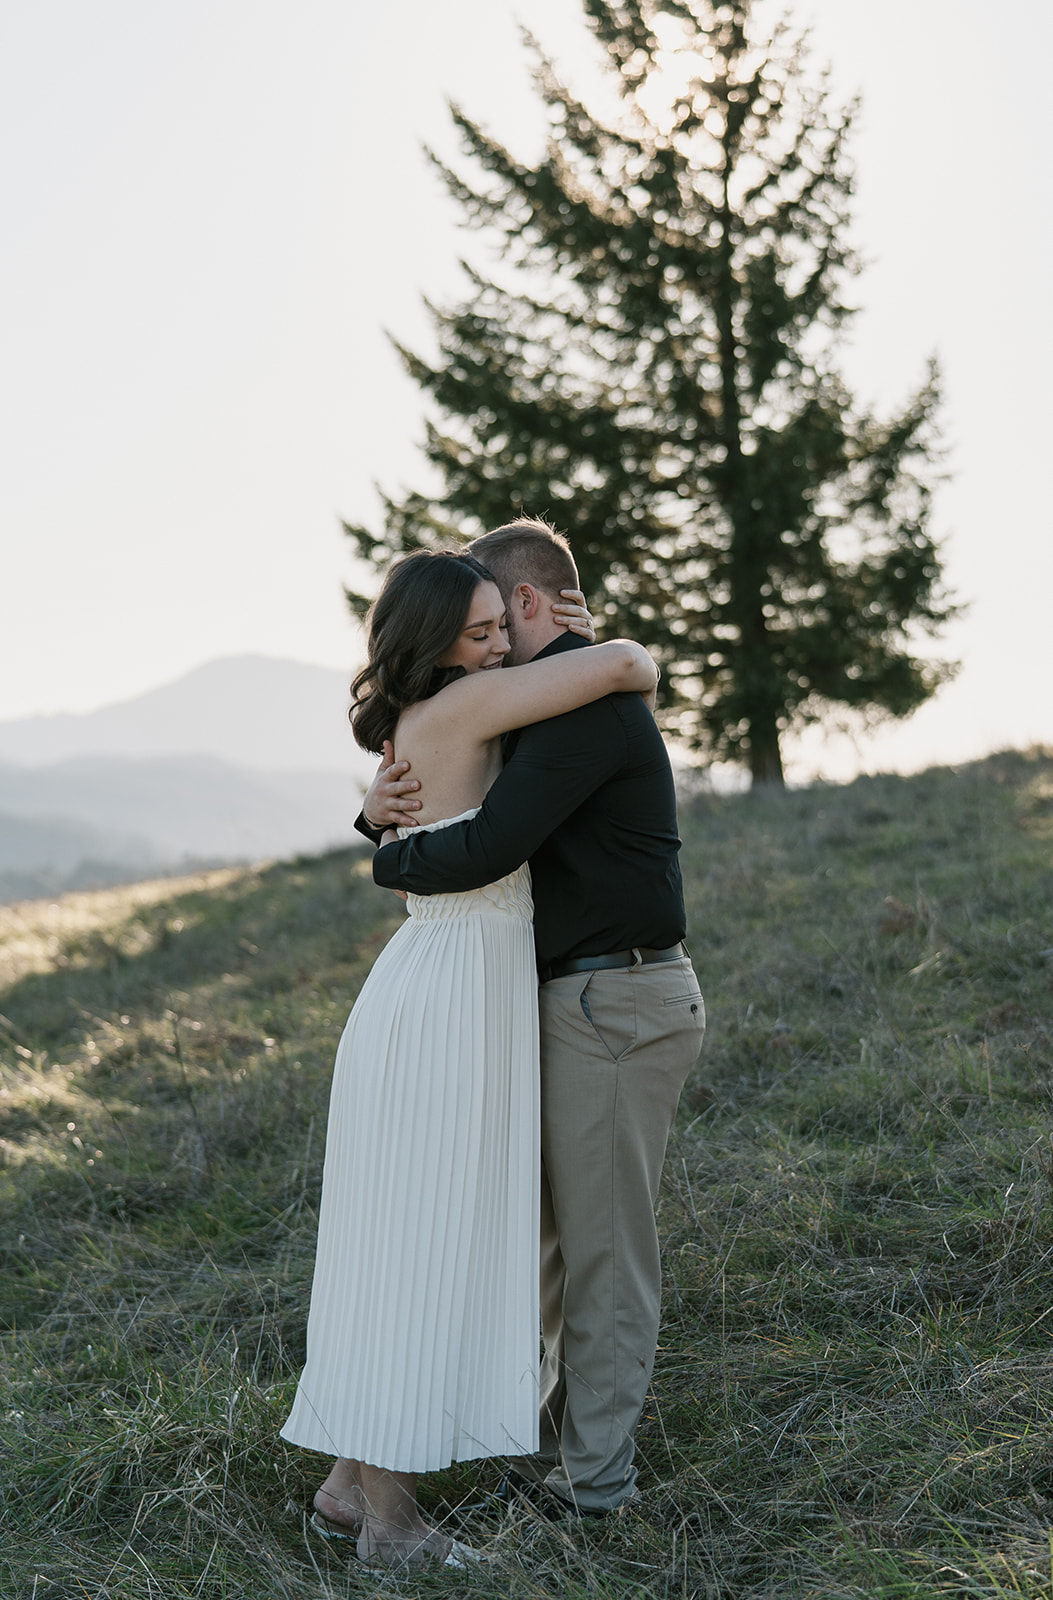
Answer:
[{"left": 2, "top": 751, "right": 1052, "bottom": 1597}]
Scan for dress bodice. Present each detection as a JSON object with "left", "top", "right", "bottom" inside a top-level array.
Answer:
[{"left": 398, "top": 808, "right": 533, "bottom": 924}]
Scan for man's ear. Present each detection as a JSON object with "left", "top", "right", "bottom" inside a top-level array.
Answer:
[{"left": 512, "top": 582, "right": 542, "bottom": 620}]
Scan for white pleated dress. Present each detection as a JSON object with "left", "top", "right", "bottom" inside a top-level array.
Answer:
[{"left": 281, "top": 810, "right": 540, "bottom": 1472}]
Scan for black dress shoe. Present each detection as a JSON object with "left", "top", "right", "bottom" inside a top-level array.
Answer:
[{"left": 496, "top": 1471, "right": 610, "bottom": 1521}]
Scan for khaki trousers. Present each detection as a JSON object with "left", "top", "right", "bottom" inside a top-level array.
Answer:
[{"left": 517, "top": 955, "right": 705, "bottom": 1510}]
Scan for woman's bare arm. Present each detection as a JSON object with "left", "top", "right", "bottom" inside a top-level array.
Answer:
[{"left": 421, "top": 640, "right": 657, "bottom": 744}]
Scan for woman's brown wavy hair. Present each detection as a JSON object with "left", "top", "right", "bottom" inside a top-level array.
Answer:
[{"left": 349, "top": 550, "right": 497, "bottom": 754}]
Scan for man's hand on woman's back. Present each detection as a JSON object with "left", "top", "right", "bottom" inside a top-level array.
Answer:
[{"left": 362, "top": 740, "right": 422, "bottom": 830}]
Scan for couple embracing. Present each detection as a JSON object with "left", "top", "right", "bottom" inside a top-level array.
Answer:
[{"left": 281, "top": 517, "right": 706, "bottom": 1568}]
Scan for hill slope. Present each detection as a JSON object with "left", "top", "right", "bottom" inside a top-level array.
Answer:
[{"left": 0, "top": 750, "right": 1051, "bottom": 1598}]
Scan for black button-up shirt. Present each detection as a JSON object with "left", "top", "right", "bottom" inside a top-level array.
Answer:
[{"left": 370, "top": 632, "right": 687, "bottom": 969}]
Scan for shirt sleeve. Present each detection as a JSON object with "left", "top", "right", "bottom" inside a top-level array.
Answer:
[
  {"left": 354, "top": 810, "right": 385, "bottom": 847},
  {"left": 373, "top": 697, "right": 630, "bottom": 894}
]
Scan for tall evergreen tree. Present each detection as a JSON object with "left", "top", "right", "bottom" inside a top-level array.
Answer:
[{"left": 345, "top": 0, "right": 954, "bottom": 786}]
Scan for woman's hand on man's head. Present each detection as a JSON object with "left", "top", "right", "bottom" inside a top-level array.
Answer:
[{"left": 552, "top": 590, "right": 595, "bottom": 643}]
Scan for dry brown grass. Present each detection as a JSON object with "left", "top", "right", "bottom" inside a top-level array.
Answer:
[{"left": 2, "top": 751, "right": 1052, "bottom": 1598}]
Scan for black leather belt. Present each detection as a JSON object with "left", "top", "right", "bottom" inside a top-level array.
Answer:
[{"left": 540, "top": 942, "right": 688, "bottom": 985}]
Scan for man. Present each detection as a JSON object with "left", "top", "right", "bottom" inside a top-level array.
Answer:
[{"left": 358, "top": 517, "right": 705, "bottom": 1515}]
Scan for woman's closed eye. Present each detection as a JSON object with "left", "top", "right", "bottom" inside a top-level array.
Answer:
[
  {"left": 471, "top": 618, "right": 508, "bottom": 642},
  {"left": 438, "top": 583, "right": 511, "bottom": 671}
]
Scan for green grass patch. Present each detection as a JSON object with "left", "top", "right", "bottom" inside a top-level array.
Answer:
[{"left": 2, "top": 751, "right": 1052, "bottom": 1597}]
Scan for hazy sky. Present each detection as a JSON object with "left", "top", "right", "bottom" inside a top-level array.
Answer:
[{"left": 2, "top": 0, "right": 1050, "bottom": 782}]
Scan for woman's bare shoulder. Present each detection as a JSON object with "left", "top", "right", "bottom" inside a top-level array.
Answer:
[
  {"left": 391, "top": 684, "right": 488, "bottom": 754},
  {"left": 401, "top": 671, "right": 493, "bottom": 729}
]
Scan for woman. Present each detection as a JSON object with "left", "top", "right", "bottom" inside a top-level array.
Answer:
[{"left": 281, "top": 550, "right": 656, "bottom": 1569}]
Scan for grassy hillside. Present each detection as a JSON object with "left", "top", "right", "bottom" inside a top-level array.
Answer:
[{"left": 1, "top": 749, "right": 1051, "bottom": 1599}]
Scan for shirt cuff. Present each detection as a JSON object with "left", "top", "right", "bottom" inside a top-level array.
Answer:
[{"left": 354, "top": 810, "right": 385, "bottom": 847}]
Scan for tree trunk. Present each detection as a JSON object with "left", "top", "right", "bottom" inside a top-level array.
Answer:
[{"left": 748, "top": 712, "right": 785, "bottom": 787}]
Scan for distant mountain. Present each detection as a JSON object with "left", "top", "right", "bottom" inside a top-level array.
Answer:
[
  {"left": 0, "top": 656, "right": 376, "bottom": 782},
  {"left": 0, "top": 756, "right": 364, "bottom": 866},
  {"left": 0, "top": 657, "right": 386, "bottom": 902},
  {"left": 0, "top": 808, "right": 158, "bottom": 873},
  {"left": 0, "top": 808, "right": 165, "bottom": 904}
]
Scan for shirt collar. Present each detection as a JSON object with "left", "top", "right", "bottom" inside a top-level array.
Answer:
[{"left": 528, "top": 631, "right": 588, "bottom": 664}]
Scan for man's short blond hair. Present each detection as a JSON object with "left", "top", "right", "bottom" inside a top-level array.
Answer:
[{"left": 469, "top": 516, "right": 579, "bottom": 603}]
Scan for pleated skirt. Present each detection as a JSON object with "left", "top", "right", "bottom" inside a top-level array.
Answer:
[{"left": 281, "top": 853, "right": 540, "bottom": 1472}]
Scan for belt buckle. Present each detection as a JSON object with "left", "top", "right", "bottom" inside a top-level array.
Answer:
[{"left": 630, "top": 947, "right": 643, "bottom": 968}]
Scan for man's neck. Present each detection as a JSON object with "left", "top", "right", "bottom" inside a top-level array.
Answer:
[
  {"left": 527, "top": 630, "right": 586, "bottom": 663},
  {"left": 519, "top": 622, "right": 563, "bottom": 662}
]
